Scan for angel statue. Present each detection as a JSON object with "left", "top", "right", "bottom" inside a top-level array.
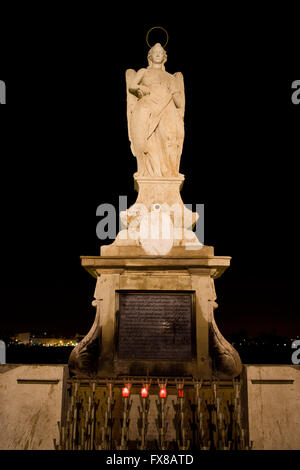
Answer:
[{"left": 126, "top": 42, "right": 185, "bottom": 177}]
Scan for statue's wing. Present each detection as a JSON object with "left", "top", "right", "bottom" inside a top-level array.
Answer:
[
  {"left": 125, "top": 69, "right": 138, "bottom": 156},
  {"left": 173, "top": 72, "right": 185, "bottom": 120}
]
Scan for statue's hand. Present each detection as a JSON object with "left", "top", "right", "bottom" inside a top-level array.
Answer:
[
  {"left": 129, "top": 86, "right": 150, "bottom": 100},
  {"left": 138, "top": 86, "right": 150, "bottom": 97}
]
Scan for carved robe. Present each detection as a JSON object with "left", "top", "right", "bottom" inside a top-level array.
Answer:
[{"left": 126, "top": 67, "right": 185, "bottom": 177}]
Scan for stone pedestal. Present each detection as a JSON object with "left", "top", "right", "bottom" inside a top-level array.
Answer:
[
  {"left": 69, "top": 172, "right": 241, "bottom": 380},
  {"left": 69, "top": 246, "right": 241, "bottom": 380},
  {"left": 103, "top": 174, "right": 200, "bottom": 256},
  {"left": 243, "top": 365, "right": 300, "bottom": 450}
]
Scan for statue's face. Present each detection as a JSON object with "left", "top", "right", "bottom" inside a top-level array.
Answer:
[{"left": 151, "top": 44, "right": 165, "bottom": 64}]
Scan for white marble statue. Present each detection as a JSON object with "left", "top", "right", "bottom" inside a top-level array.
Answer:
[{"left": 126, "top": 43, "right": 185, "bottom": 177}]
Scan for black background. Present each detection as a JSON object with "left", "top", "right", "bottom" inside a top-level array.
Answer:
[{"left": 0, "top": 10, "right": 299, "bottom": 340}]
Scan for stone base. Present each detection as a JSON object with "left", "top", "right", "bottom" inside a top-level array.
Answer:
[
  {"left": 103, "top": 173, "right": 201, "bottom": 257},
  {"left": 69, "top": 247, "right": 242, "bottom": 380},
  {"left": 243, "top": 365, "right": 300, "bottom": 450},
  {"left": 1, "top": 365, "right": 300, "bottom": 449},
  {"left": 101, "top": 244, "right": 213, "bottom": 257},
  {"left": 0, "top": 364, "right": 69, "bottom": 450}
]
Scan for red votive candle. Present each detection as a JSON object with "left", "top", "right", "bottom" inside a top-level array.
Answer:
[{"left": 122, "top": 386, "right": 130, "bottom": 398}]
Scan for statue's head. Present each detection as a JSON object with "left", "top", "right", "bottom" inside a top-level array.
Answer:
[{"left": 148, "top": 43, "right": 167, "bottom": 69}]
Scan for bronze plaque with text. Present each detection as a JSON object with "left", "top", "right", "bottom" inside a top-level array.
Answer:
[{"left": 117, "top": 291, "right": 194, "bottom": 360}]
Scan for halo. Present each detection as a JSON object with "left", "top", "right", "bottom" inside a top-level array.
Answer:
[{"left": 146, "top": 26, "right": 169, "bottom": 49}]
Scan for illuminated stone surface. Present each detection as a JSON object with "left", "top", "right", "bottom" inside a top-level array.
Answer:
[
  {"left": 103, "top": 173, "right": 201, "bottom": 255},
  {"left": 244, "top": 365, "right": 300, "bottom": 450},
  {"left": 0, "top": 365, "right": 68, "bottom": 450}
]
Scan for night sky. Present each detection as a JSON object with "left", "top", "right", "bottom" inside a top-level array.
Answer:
[{"left": 0, "top": 14, "right": 299, "bottom": 340}]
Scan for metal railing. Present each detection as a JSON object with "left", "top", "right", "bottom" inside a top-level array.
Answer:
[{"left": 54, "top": 377, "right": 252, "bottom": 451}]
